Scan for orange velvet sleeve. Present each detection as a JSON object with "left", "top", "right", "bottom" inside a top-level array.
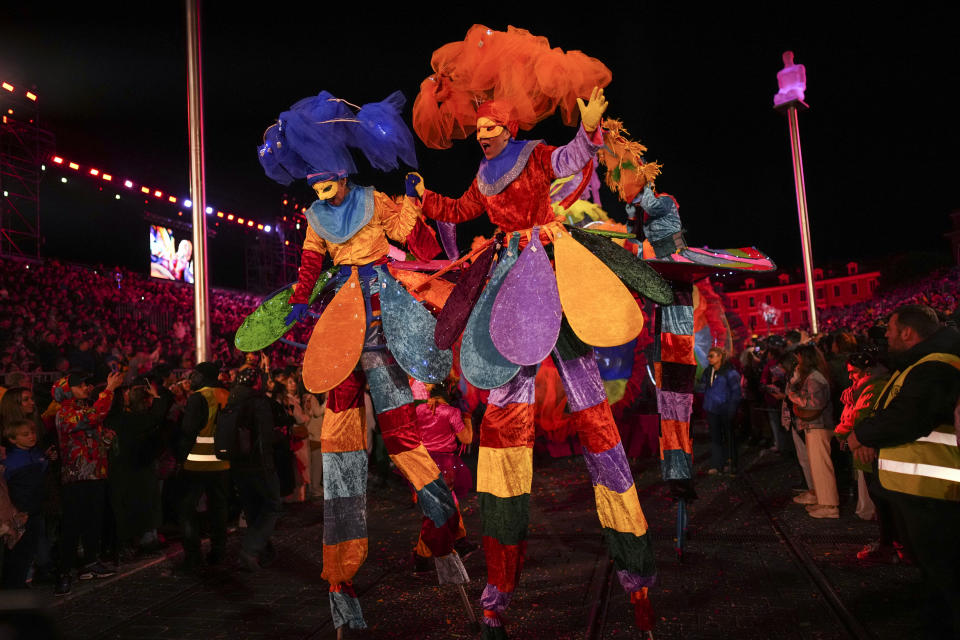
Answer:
[{"left": 375, "top": 191, "right": 421, "bottom": 243}]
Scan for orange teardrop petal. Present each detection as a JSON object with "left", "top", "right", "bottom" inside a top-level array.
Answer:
[{"left": 302, "top": 269, "right": 367, "bottom": 393}]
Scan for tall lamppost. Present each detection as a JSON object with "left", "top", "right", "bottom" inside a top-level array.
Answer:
[
  {"left": 185, "top": 0, "right": 210, "bottom": 361},
  {"left": 774, "top": 51, "right": 818, "bottom": 334}
]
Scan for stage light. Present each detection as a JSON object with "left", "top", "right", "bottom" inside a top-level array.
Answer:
[
  {"left": 25, "top": 91, "right": 36, "bottom": 101},
  {"left": 1, "top": 83, "right": 13, "bottom": 92},
  {"left": 89, "top": 168, "right": 99, "bottom": 176},
  {"left": 41, "top": 164, "right": 45, "bottom": 170},
  {"left": 102, "top": 174, "right": 112, "bottom": 181},
  {"left": 124, "top": 180, "right": 133, "bottom": 188},
  {"left": 282, "top": 199, "right": 288, "bottom": 206},
  {"left": 2, "top": 191, "right": 7, "bottom": 197},
  {"left": 141, "top": 187, "right": 150, "bottom": 194},
  {"left": 248, "top": 220, "right": 254, "bottom": 227},
  {"left": 295, "top": 223, "right": 300, "bottom": 230},
  {"left": 61, "top": 177, "right": 67, "bottom": 183},
  {"left": 285, "top": 240, "right": 289, "bottom": 246},
  {"left": 264, "top": 225, "right": 271, "bottom": 233},
  {"left": 115, "top": 194, "right": 120, "bottom": 200},
  {"left": 68, "top": 162, "right": 79, "bottom": 170},
  {"left": 216, "top": 212, "right": 224, "bottom": 218},
  {"left": 154, "top": 190, "right": 162, "bottom": 198},
  {"left": 184, "top": 199, "right": 192, "bottom": 208},
  {"left": 227, "top": 214, "right": 234, "bottom": 221},
  {"left": 168, "top": 196, "right": 176, "bottom": 203},
  {"left": 238, "top": 218, "right": 245, "bottom": 224},
  {"left": 205, "top": 206, "right": 213, "bottom": 214},
  {"left": 53, "top": 156, "right": 63, "bottom": 164}
]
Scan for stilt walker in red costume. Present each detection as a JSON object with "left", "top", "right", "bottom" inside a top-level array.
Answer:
[{"left": 409, "top": 26, "right": 661, "bottom": 638}]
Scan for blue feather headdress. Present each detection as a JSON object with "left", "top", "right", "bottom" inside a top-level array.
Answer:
[{"left": 258, "top": 90, "right": 418, "bottom": 186}]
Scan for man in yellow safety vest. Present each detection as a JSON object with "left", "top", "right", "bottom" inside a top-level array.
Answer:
[
  {"left": 847, "top": 304, "right": 960, "bottom": 637},
  {"left": 176, "top": 361, "right": 230, "bottom": 571}
]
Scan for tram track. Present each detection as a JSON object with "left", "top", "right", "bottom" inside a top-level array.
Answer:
[
  {"left": 585, "top": 450, "right": 875, "bottom": 640},
  {"left": 738, "top": 466, "right": 874, "bottom": 640}
]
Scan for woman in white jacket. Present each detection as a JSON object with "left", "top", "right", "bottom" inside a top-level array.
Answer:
[{"left": 787, "top": 344, "right": 838, "bottom": 518}]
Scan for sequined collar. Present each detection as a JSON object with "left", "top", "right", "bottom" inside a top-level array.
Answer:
[
  {"left": 304, "top": 185, "right": 374, "bottom": 245},
  {"left": 477, "top": 139, "right": 542, "bottom": 196}
]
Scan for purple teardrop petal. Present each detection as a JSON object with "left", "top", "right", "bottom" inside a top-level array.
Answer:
[
  {"left": 490, "top": 231, "right": 561, "bottom": 365},
  {"left": 434, "top": 241, "right": 496, "bottom": 349}
]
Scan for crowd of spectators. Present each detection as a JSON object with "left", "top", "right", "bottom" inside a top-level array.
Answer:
[
  {"left": 818, "top": 266, "right": 960, "bottom": 333},
  {"left": 0, "top": 255, "right": 331, "bottom": 594},
  {"left": 0, "top": 255, "right": 308, "bottom": 386}
]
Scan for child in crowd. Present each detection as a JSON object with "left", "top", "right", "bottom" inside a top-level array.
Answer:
[{"left": 2, "top": 418, "right": 55, "bottom": 588}]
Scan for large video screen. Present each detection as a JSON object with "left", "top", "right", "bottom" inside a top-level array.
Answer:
[{"left": 149, "top": 225, "right": 194, "bottom": 283}]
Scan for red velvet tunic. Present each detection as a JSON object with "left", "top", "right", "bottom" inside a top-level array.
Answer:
[{"left": 421, "top": 144, "right": 559, "bottom": 233}]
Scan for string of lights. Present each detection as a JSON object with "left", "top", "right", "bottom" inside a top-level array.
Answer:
[{"left": 46, "top": 153, "right": 273, "bottom": 233}]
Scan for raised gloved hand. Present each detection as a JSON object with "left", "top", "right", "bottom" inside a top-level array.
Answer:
[
  {"left": 284, "top": 303, "right": 309, "bottom": 326},
  {"left": 405, "top": 172, "right": 424, "bottom": 198},
  {"left": 576, "top": 86, "right": 608, "bottom": 132}
]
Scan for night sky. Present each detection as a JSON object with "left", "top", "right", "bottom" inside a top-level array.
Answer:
[{"left": 1, "top": 5, "right": 957, "bottom": 285}]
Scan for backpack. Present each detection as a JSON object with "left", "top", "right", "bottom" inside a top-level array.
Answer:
[{"left": 214, "top": 401, "right": 254, "bottom": 461}]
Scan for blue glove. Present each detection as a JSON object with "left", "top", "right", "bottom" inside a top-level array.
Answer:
[
  {"left": 284, "top": 303, "right": 309, "bottom": 326},
  {"left": 405, "top": 172, "right": 424, "bottom": 198}
]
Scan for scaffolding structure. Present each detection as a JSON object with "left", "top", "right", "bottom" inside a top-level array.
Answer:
[
  {"left": 0, "top": 85, "right": 55, "bottom": 258},
  {"left": 244, "top": 218, "right": 302, "bottom": 294}
]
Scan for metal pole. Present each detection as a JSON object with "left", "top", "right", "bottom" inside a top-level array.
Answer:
[
  {"left": 185, "top": 0, "right": 210, "bottom": 362},
  {"left": 786, "top": 104, "right": 818, "bottom": 334}
]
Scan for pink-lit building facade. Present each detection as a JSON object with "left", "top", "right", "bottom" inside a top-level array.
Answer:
[{"left": 720, "top": 262, "right": 880, "bottom": 334}]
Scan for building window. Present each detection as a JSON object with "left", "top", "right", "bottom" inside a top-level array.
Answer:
[
  {"left": 730, "top": 299, "right": 738, "bottom": 309},
  {"left": 778, "top": 273, "right": 790, "bottom": 285},
  {"left": 852, "top": 283, "right": 858, "bottom": 295},
  {"left": 785, "top": 311, "right": 792, "bottom": 323},
  {"left": 765, "top": 295, "right": 772, "bottom": 305},
  {"left": 816, "top": 287, "right": 824, "bottom": 299},
  {"left": 800, "top": 290, "right": 806, "bottom": 302},
  {"left": 782, "top": 293, "right": 789, "bottom": 304},
  {"left": 814, "top": 268, "right": 824, "bottom": 280},
  {"left": 744, "top": 278, "right": 755, "bottom": 289},
  {"left": 802, "top": 309, "right": 809, "bottom": 322},
  {"left": 870, "top": 280, "right": 877, "bottom": 292},
  {"left": 833, "top": 285, "right": 840, "bottom": 297},
  {"left": 749, "top": 296, "right": 755, "bottom": 307},
  {"left": 749, "top": 316, "right": 757, "bottom": 328}
]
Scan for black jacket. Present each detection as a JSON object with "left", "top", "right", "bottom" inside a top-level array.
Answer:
[
  {"left": 855, "top": 327, "right": 960, "bottom": 449},
  {"left": 224, "top": 385, "right": 275, "bottom": 471},
  {"left": 106, "top": 387, "right": 173, "bottom": 469}
]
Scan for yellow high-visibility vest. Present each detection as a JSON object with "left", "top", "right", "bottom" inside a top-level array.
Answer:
[
  {"left": 184, "top": 386, "right": 230, "bottom": 472},
  {"left": 877, "top": 353, "right": 960, "bottom": 501}
]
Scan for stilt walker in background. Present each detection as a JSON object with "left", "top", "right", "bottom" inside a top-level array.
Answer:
[
  {"left": 412, "top": 26, "right": 667, "bottom": 637},
  {"left": 255, "top": 90, "right": 468, "bottom": 632},
  {"left": 604, "top": 128, "right": 776, "bottom": 561}
]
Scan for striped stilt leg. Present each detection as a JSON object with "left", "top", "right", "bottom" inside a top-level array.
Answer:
[
  {"left": 552, "top": 348, "right": 657, "bottom": 630},
  {"left": 477, "top": 365, "right": 537, "bottom": 638},
  {"left": 360, "top": 316, "right": 466, "bottom": 578},
  {"left": 320, "top": 370, "right": 369, "bottom": 630}
]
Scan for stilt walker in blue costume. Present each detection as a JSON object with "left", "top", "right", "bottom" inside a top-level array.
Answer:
[{"left": 255, "top": 90, "right": 469, "bottom": 632}]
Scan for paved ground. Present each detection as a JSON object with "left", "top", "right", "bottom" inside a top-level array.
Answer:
[{"left": 3, "top": 435, "right": 926, "bottom": 639}]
